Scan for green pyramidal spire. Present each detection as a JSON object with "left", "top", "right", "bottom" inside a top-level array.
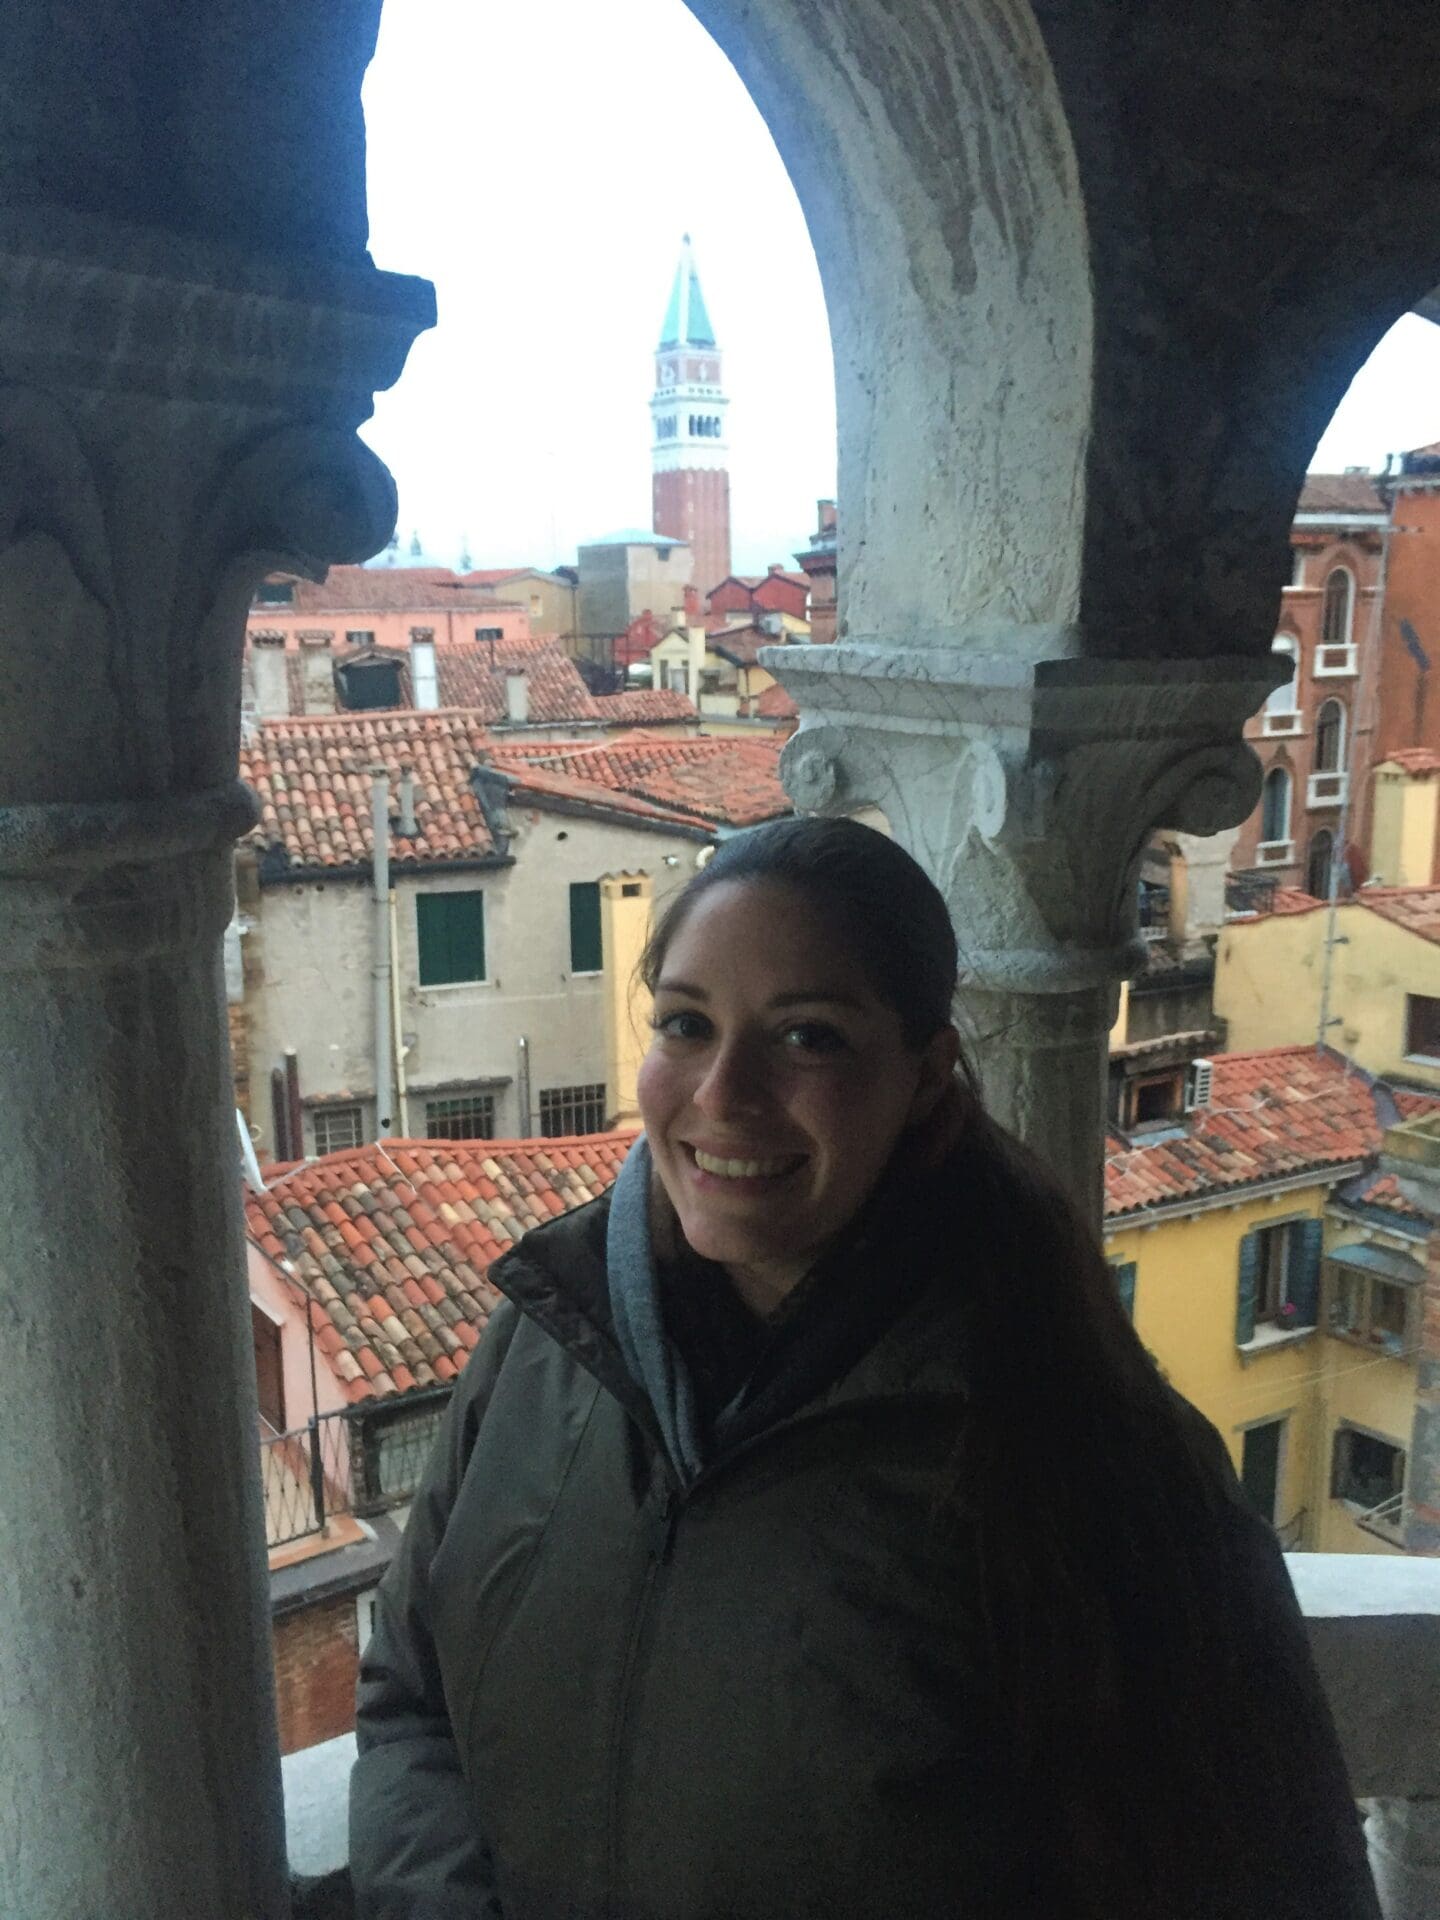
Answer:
[{"left": 658, "top": 234, "right": 716, "bottom": 350}]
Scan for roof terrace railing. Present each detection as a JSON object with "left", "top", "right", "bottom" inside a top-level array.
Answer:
[{"left": 260, "top": 1392, "right": 451, "bottom": 1551}]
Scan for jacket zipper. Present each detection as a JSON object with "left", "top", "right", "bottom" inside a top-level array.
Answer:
[{"left": 599, "top": 1391, "right": 963, "bottom": 1913}]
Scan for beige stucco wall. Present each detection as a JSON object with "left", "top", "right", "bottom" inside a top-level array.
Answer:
[
  {"left": 576, "top": 540, "right": 692, "bottom": 637},
  {"left": 244, "top": 811, "right": 704, "bottom": 1152},
  {"left": 1370, "top": 767, "right": 1439, "bottom": 888},
  {"left": 1215, "top": 900, "right": 1440, "bottom": 1086}
]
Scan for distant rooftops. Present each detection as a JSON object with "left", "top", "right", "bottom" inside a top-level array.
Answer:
[{"left": 1295, "top": 472, "right": 1387, "bottom": 518}]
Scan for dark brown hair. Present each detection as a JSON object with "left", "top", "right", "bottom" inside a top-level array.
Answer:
[{"left": 641, "top": 816, "right": 1275, "bottom": 1913}]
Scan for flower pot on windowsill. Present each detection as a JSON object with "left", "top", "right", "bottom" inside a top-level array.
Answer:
[{"left": 1274, "top": 1304, "right": 1300, "bottom": 1332}]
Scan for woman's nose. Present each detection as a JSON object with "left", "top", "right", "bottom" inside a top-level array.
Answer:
[{"left": 693, "top": 1039, "right": 768, "bottom": 1116}]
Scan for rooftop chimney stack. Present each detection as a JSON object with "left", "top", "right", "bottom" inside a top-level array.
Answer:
[
  {"left": 397, "top": 768, "right": 417, "bottom": 837},
  {"left": 251, "top": 631, "right": 290, "bottom": 718},
  {"left": 298, "top": 631, "right": 336, "bottom": 715},
  {"left": 410, "top": 628, "right": 438, "bottom": 710},
  {"left": 504, "top": 670, "right": 529, "bottom": 726}
]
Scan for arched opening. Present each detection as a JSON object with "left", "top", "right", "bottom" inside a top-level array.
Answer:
[
  {"left": 1315, "top": 698, "right": 1346, "bottom": 773},
  {"left": 1266, "top": 635, "right": 1299, "bottom": 715},
  {"left": 1260, "top": 766, "right": 1292, "bottom": 846},
  {"left": 1306, "top": 828, "right": 1334, "bottom": 900},
  {"left": 1322, "top": 566, "right": 1355, "bottom": 648}
]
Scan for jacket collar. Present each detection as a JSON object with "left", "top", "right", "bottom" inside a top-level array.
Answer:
[{"left": 488, "top": 1162, "right": 974, "bottom": 1429}]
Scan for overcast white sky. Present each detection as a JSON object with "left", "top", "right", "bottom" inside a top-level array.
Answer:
[{"left": 361, "top": 0, "right": 1440, "bottom": 576}]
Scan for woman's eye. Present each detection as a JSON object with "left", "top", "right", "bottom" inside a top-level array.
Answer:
[
  {"left": 653, "top": 1009, "right": 710, "bottom": 1042},
  {"left": 780, "top": 1021, "right": 849, "bottom": 1055}
]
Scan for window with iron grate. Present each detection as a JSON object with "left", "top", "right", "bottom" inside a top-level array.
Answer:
[
  {"left": 539, "top": 1084, "right": 607, "bottom": 1137},
  {"left": 425, "top": 1092, "right": 497, "bottom": 1141},
  {"left": 312, "top": 1103, "right": 364, "bottom": 1154}
]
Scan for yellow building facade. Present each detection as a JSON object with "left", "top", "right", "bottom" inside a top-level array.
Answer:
[
  {"left": 1105, "top": 1174, "right": 1422, "bottom": 1556},
  {"left": 1214, "top": 891, "right": 1440, "bottom": 1089}
]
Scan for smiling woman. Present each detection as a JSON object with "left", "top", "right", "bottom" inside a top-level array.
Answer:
[{"left": 351, "top": 817, "right": 1381, "bottom": 1920}]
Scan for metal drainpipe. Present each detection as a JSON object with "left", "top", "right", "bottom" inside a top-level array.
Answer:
[
  {"left": 371, "top": 766, "right": 394, "bottom": 1137},
  {"left": 390, "top": 889, "right": 410, "bottom": 1137},
  {"left": 517, "top": 1034, "right": 532, "bottom": 1137}
]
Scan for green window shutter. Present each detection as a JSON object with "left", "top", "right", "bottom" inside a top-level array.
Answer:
[
  {"left": 569, "top": 882, "right": 603, "bottom": 973},
  {"left": 417, "top": 891, "right": 486, "bottom": 986},
  {"left": 1236, "top": 1231, "right": 1260, "bottom": 1345},
  {"left": 1111, "top": 1260, "right": 1137, "bottom": 1321},
  {"left": 1289, "top": 1219, "right": 1323, "bottom": 1327}
]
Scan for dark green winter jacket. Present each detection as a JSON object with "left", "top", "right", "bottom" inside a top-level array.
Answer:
[{"left": 350, "top": 1179, "right": 1379, "bottom": 1920}]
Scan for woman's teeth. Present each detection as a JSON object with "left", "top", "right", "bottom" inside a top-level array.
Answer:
[{"left": 693, "top": 1148, "right": 800, "bottom": 1180}]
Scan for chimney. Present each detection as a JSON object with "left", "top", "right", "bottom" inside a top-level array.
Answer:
[
  {"left": 768, "top": 563, "right": 784, "bottom": 576},
  {"left": 1167, "top": 845, "right": 1190, "bottom": 947},
  {"left": 818, "top": 499, "right": 837, "bottom": 533},
  {"left": 601, "top": 873, "right": 654, "bottom": 1131},
  {"left": 688, "top": 627, "right": 706, "bottom": 703},
  {"left": 683, "top": 583, "right": 701, "bottom": 623},
  {"left": 397, "top": 767, "right": 418, "bottom": 837},
  {"left": 298, "top": 631, "right": 336, "bottom": 714},
  {"left": 251, "top": 630, "right": 290, "bottom": 717},
  {"left": 410, "top": 628, "right": 438, "bottom": 710},
  {"left": 504, "top": 670, "right": 529, "bottom": 725}
]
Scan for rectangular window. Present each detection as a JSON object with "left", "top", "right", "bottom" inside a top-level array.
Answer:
[
  {"left": 475, "top": 626, "right": 504, "bottom": 643},
  {"left": 1405, "top": 994, "right": 1440, "bottom": 1061},
  {"left": 344, "top": 629, "right": 375, "bottom": 647},
  {"left": 1120, "top": 1070, "right": 1184, "bottom": 1130},
  {"left": 1332, "top": 1425, "right": 1405, "bottom": 1512},
  {"left": 1240, "top": 1418, "right": 1284, "bottom": 1524},
  {"left": 1236, "top": 1218, "right": 1322, "bottom": 1344},
  {"left": 312, "top": 1103, "right": 364, "bottom": 1155},
  {"left": 424, "top": 1091, "right": 496, "bottom": 1141},
  {"left": 1327, "top": 1265, "right": 1415, "bottom": 1356},
  {"left": 417, "top": 891, "right": 487, "bottom": 986},
  {"left": 1108, "top": 1259, "right": 1137, "bottom": 1321},
  {"left": 569, "top": 881, "right": 604, "bottom": 973},
  {"left": 255, "top": 580, "right": 294, "bottom": 606},
  {"left": 251, "top": 1304, "right": 285, "bottom": 1432},
  {"left": 539, "top": 1084, "right": 608, "bottom": 1137}
]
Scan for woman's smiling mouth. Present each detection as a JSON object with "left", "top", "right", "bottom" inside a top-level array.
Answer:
[{"left": 688, "top": 1145, "right": 807, "bottom": 1181}]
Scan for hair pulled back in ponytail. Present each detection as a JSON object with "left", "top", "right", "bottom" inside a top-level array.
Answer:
[{"left": 639, "top": 815, "right": 1277, "bottom": 1914}]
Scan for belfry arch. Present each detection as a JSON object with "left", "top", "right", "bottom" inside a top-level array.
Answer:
[{"left": 0, "top": 0, "right": 1439, "bottom": 1914}]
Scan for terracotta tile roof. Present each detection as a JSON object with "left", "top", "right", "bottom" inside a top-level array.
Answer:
[
  {"left": 1104, "top": 1047, "right": 1383, "bottom": 1220},
  {"left": 241, "top": 710, "right": 506, "bottom": 872},
  {"left": 709, "top": 624, "right": 770, "bottom": 667},
  {"left": 247, "top": 631, "right": 696, "bottom": 728},
  {"left": 1354, "top": 886, "right": 1440, "bottom": 945},
  {"left": 754, "top": 682, "right": 798, "bottom": 719},
  {"left": 487, "top": 734, "right": 790, "bottom": 829},
  {"left": 1296, "top": 473, "right": 1386, "bottom": 516},
  {"left": 241, "top": 707, "right": 718, "bottom": 873},
  {"left": 1267, "top": 887, "right": 1326, "bottom": 915},
  {"left": 245, "top": 1135, "right": 636, "bottom": 1400},
  {"left": 1342, "top": 1171, "right": 1426, "bottom": 1223},
  {"left": 1382, "top": 748, "right": 1440, "bottom": 776},
  {"left": 264, "top": 566, "right": 518, "bottom": 614},
  {"left": 1393, "top": 1088, "right": 1440, "bottom": 1120}
]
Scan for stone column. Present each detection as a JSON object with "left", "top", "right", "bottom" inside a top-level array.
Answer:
[
  {"left": 0, "top": 212, "right": 432, "bottom": 1920},
  {"left": 768, "top": 643, "right": 1277, "bottom": 1219}
]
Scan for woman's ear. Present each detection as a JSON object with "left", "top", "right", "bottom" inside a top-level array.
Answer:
[{"left": 906, "top": 1028, "right": 971, "bottom": 1167}]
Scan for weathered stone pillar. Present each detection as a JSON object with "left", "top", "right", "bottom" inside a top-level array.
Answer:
[
  {"left": 0, "top": 211, "right": 431, "bottom": 1920},
  {"left": 770, "top": 645, "right": 1275, "bottom": 1217},
  {"left": 1366, "top": 1799, "right": 1440, "bottom": 1920}
]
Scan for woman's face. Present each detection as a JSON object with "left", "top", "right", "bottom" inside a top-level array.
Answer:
[{"left": 637, "top": 879, "right": 957, "bottom": 1312}]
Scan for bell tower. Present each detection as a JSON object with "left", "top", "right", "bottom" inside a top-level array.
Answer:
[{"left": 651, "top": 235, "right": 732, "bottom": 598}]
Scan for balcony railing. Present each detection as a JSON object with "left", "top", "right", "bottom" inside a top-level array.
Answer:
[
  {"left": 1261, "top": 708, "right": 1303, "bottom": 738},
  {"left": 1255, "top": 837, "right": 1295, "bottom": 870},
  {"left": 260, "top": 1392, "right": 451, "bottom": 1551},
  {"left": 1315, "top": 641, "right": 1359, "bottom": 678},
  {"left": 1308, "top": 769, "right": 1349, "bottom": 809},
  {"left": 1226, "top": 871, "right": 1280, "bottom": 917},
  {"left": 1356, "top": 1491, "right": 1407, "bottom": 1547}
]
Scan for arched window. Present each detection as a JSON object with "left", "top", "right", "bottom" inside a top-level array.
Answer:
[
  {"left": 1322, "top": 567, "right": 1355, "bottom": 647},
  {"left": 1306, "top": 830, "right": 1334, "bottom": 900},
  {"left": 1261, "top": 767, "right": 1292, "bottom": 844},
  {"left": 1315, "top": 698, "right": 1345, "bottom": 772},
  {"left": 1267, "top": 636, "right": 1299, "bottom": 714}
]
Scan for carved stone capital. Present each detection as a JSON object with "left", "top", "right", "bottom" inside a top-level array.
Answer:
[
  {"left": 0, "top": 213, "right": 434, "bottom": 804},
  {"left": 766, "top": 639, "right": 1283, "bottom": 994}
]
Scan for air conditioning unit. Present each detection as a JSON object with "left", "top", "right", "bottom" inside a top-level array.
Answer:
[{"left": 1185, "top": 1058, "right": 1215, "bottom": 1112}]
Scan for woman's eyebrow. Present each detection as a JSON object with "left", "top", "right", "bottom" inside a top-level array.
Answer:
[
  {"left": 769, "top": 990, "right": 866, "bottom": 1011},
  {"left": 654, "top": 978, "right": 707, "bottom": 999}
]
